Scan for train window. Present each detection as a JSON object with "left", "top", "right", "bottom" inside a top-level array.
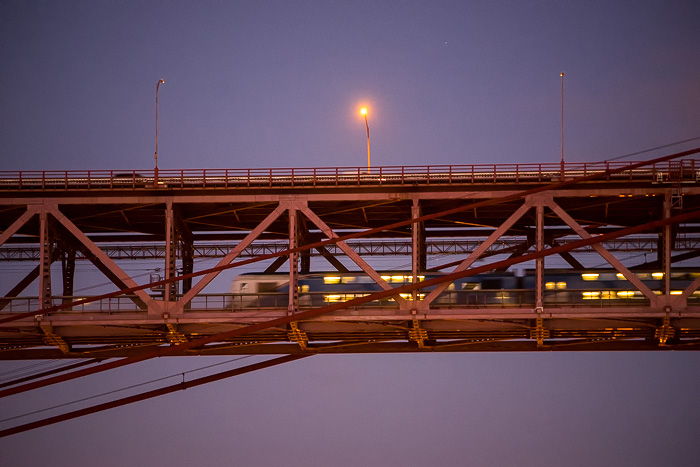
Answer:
[
  {"left": 557, "top": 282, "right": 566, "bottom": 289},
  {"left": 341, "top": 276, "right": 356, "bottom": 284},
  {"left": 481, "top": 279, "right": 502, "bottom": 289},
  {"left": 616, "top": 291, "right": 635, "bottom": 298},
  {"left": 399, "top": 293, "right": 425, "bottom": 300},
  {"left": 581, "top": 273, "right": 599, "bottom": 281},
  {"left": 651, "top": 272, "right": 664, "bottom": 279},
  {"left": 545, "top": 282, "right": 555, "bottom": 290},
  {"left": 300, "top": 285, "right": 309, "bottom": 293},
  {"left": 462, "top": 282, "right": 479, "bottom": 290},
  {"left": 670, "top": 290, "right": 683, "bottom": 295},
  {"left": 324, "top": 276, "right": 341, "bottom": 284},
  {"left": 582, "top": 291, "right": 600, "bottom": 299},
  {"left": 257, "top": 282, "right": 279, "bottom": 293}
]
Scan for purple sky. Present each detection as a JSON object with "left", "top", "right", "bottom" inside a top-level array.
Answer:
[{"left": 2, "top": 1, "right": 700, "bottom": 466}]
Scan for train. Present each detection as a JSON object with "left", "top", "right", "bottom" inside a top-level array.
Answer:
[{"left": 227, "top": 269, "right": 700, "bottom": 309}]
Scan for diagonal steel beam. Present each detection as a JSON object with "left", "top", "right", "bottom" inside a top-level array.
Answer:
[
  {"left": 545, "top": 197, "right": 657, "bottom": 301},
  {"left": 180, "top": 203, "right": 287, "bottom": 303},
  {"left": 299, "top": 205, "right": 408, "bottom": 307},
  {"left": 48, "top": 206, "right": 153, "bottom": 307},
  {"left": 0, "top": 206, "right": 39, "bottom": 247},
  {"left": 423, "top": 201, "right": 532, "bottom": 305}
]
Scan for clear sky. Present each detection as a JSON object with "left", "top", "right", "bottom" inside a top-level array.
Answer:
[{"left": 2, "top": 1, "right": 700, "bottom": 466}]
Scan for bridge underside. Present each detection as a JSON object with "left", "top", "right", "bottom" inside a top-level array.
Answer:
[{"left": 1, "top": 159, "right": 700, "bottom": 358}]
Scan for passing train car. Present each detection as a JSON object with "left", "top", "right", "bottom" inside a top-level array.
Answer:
[{"left": 227, "top": 269, "right": 700, "bottom": 309}]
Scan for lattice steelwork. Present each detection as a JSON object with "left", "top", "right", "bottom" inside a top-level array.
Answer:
[{"left": 1, "top": 155, "right": 700, "bottom": 360}]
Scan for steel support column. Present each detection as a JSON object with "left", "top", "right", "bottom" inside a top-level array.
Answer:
[
  {"left": 535, "top": 202, "right": 544, "bottom": 311},
  {"left": 39, "top": 210, "right": 53, "bottom": 310},
  {"left": 288, "top": 206, "right": 299, "bottom": 315}
]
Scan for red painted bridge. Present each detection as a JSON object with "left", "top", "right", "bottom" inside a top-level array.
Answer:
[{"left": 2, "top": 154, "right": 700, "bottom": 359}]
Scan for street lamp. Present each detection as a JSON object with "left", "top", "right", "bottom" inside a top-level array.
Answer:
[
  {"left": 154, "top": 79, "right": 165, "bottom": 186},
  {"left": 361, "top": 107, "right": 370, "bottom": 173},
  {"left": 560, "top": 72, "right": 565, "bottom": 180}
]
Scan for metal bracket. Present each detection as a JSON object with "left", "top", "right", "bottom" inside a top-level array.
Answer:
[
  {"left": 287, "top": 322, "right": 308, "bottom": 350},
  {"left": 408, "top": 318, "right": 429, "bottom": 348}
]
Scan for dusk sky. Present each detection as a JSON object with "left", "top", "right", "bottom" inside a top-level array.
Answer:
[{"left": 2, "top": 1, "right": 700, "bottom": 466}]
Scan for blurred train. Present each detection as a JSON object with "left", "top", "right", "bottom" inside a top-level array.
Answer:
[{"left": 228, "top": 269, "right": 700, "bottom": 309}]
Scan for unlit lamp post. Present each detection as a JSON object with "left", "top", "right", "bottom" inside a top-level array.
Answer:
[
  {"left": 560, "top": 72, "right": 565, "bottom": 180},
  {"left": 154, "top": 79, "right": 165, "bottom": 186}
]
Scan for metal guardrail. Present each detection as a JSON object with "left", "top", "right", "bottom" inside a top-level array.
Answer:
[
  {"left": 2, "top": 290, "right": 690, "bottom": 315},
  {"left": 1, "top": 160, "right": 698, "bottom": 190}
]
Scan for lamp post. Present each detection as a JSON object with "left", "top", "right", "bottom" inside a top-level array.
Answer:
[
  {"left": 560, "top": 72, "right": 565, "bottom": 180},
  {"left": 361, "top": 107, "right": 370, "bottom": 173},
  {"left": 154, "top": 79, "right": 165, "bottom": 186}
]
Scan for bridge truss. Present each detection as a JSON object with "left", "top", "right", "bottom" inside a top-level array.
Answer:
[{"left": 1, "top": 154, "right": 700, "bottom": 362}]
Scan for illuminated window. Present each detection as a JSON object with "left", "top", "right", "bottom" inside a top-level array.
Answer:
[
  {"left": 341, "top": 276, "right": 356, "bottom": 284},
  {"left": 616, "top": 291, "right": 635, "bottom": 298},
  {"left": 399, "top": 293, "right": 425, "bottom": 300},
  {"left": 300, "top": 285, "right": 309, "bottom": 293},
  {"left": 582, "top": 291, "right": 600, "bottom": 299},
  {"left": 616, "top": 273, "right": 625, "bottom": 279},
  {"left": 651, "top": 272, "right": 664, "bottom": 279},
  {"left": 324, "top": 276, "right": 341, "bottom": 285},
  {"left": 545, "top": 282, "right": 555, "bottom": 290},
  {"left": 557, "top": 282, "right": 567, "bottom": 289},
  {"left": 670, "top": 290, "right": 683, "bottom": 295},
  {"left": 581, "top": 273, "right": 599, "bottom": 281}
]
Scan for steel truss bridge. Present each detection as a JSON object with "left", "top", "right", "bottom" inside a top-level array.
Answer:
[{"left": 1, "top": 154, "right": 700, "bottom": 364}]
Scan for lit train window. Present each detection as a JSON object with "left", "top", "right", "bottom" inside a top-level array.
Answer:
[
  {"left": 557, "top": 282, "right": 566, "bottom": 289},
  {"left": 581, "top": 273, "right": 599, "bottom": 281},
  {"left": 616, "top": 273, "right": 625, "bottom": 280},
  {"left": 341, "top": 276, "right": 356, "bottom": 284},
  {"left": 616, "top": 291, "right": 635, "bottom": 298},
  {"left": 380, "top": 275, "right": 425, "bottom": 283},
  {"left": 399, "top": 293, "right": 425, "bottom": 300},
  {"left": 324, "top": 293, "right": 369, "bottom": 303},
  {"left": 651, "top": 272, "right": 664, "bottom": 279},
  {"left": 670, "top": 290, "right": 683, "bottom": 295},
  {"left": 545, "top": 282, "right": 555, "bottom": 290},
  {"left": 324, "top": 276, "right": 341, "bottom": 284},
  {"left": 582, "top": 291, "right": 600, "bottom": 299},
  {"left": 300, "top": 285, "right": 309, "bottom": 293}
]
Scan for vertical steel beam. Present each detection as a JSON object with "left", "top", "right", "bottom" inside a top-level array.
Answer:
[
  {"left": 164, "top": 201, "right": 177, "bottom": 302},
  {"left": 411, "top": 199, "right": 421, "bottom": 303},
  {"left": 61, "top": 249, "right": 76, "bottom": 305},
  {"left": 173, "top": 205, "right": 194, "bottom": 296},
  {"left": 535, "top": 202, "right": 544, "bottom": 311},
  {"left": 39, "top": 210, "right": 53, "bottom": 310},
  {"left": 663, "top": 191, "right": 672, "bottom": 298},
  {"left": 288, "top": 206, "right": 298, "bottom": 315}
]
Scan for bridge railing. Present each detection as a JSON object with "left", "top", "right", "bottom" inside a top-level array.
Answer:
[
  {"left": 1, "top": 160, "right": 697, "bottom": 190},
  {"left": 2, "top": 290, "right": 680, "bottom": 315}
]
